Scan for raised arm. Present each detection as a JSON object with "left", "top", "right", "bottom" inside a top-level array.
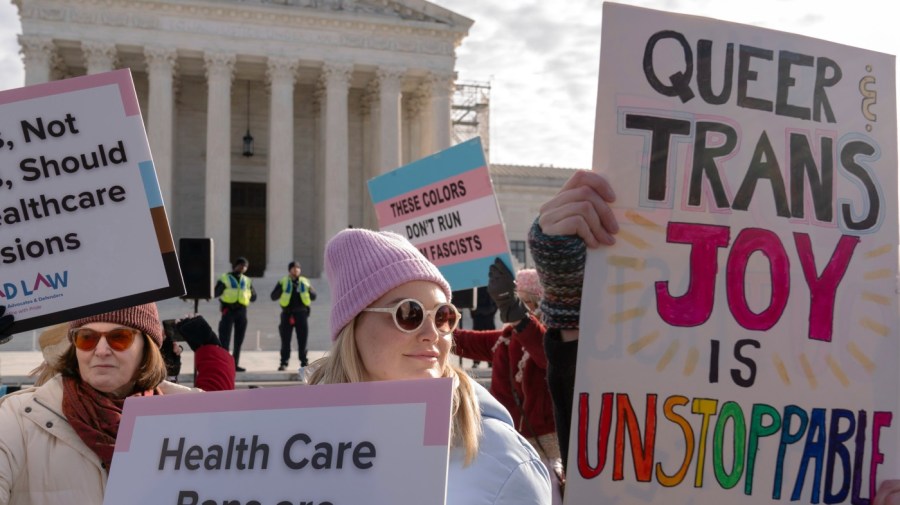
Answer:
[
  {"left": 176, "top": 315, "right": 236, "bottom": 391},
  {"left": 527, "top": 169, "right": 618, "bottom": 471},
  {"left": 529, "top": 169, "right": 618, "bottom": 341}
]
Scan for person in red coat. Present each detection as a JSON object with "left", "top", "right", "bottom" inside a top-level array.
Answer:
[{"left": 453, "top": 260, "right": 563, "bottom": 502}]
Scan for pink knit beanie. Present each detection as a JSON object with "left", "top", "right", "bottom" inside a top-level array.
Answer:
[
  {"left": 515, "top": 268, "right": 543, "bottom": 306},
  {"left": 326, "top": 229, "right": 452, "bottom": 341},
  {"left": 69, "top": 303, "right": 164, "bottom": 347}
]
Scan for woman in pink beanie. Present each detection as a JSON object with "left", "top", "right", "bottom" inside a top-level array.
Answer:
[
  {"left": 309, "top": 228, "right": 551, "bottom": 504},
  {"left": 0, "top": 303, "right": 235, "bottom": 504}
]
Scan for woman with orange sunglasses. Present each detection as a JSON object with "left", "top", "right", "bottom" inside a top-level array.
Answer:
[{"left": 0, "top": 304, "right": 234, "bottom": 505}]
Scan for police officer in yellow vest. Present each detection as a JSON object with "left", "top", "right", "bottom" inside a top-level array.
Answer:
[
  {"left": 270, "top": 261, "right": 316, "bottom": 371},
  {"left": 214, "top": 256, "right": 257, "bottom": 372}
]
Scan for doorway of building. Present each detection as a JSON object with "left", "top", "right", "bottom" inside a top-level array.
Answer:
[{"left": 230, "top": 182, "right": 266, "bottom": 277}]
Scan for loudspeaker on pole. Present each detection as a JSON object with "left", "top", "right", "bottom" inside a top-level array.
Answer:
[{"left": 179, "top": 238, "right": 214, "bottom": 300}]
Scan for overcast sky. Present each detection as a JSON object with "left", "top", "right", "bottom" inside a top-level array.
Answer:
[
  {"left": 436, "top": 0, "right": 899, "bottom": 168},
  {"left": 1, "top": 1, "right": 897, "bottom": 168}
]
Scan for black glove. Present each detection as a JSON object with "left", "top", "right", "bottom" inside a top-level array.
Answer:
[
  {"left": 487, "top": 258, "right": 528, "bottom": 324},
  {"left": 175, "top": 315, "right": 222, "bottom": 351},
  {"left": 160, "top": 335, "right": 182, "bottom": 378},
  {"left": 0, "top": 306, "right": 14, "bottom": 345}
]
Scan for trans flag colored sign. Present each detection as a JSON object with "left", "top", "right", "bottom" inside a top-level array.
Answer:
[{"left": 368, "top": 137, "right": 513, "bottom": 290}]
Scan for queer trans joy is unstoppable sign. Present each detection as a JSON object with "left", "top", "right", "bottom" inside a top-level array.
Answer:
[
  {"left": 0, "top": 70, "right": 183, "bottom": 332},
  {"left": 568, "top": 3, "right": 898, "bottom": 505}
]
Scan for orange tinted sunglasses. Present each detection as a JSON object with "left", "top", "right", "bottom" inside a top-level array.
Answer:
[{"left": 68, "top": 327, "right": 140, "bottom": 351}]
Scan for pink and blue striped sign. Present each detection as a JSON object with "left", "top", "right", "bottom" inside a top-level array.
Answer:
[{"left": 368, "top": 138, "right": 513, "bottom": 290}]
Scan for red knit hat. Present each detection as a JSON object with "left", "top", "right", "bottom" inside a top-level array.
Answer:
[{"left": 69, "top": 303, "right": 164, "bottom": 347}]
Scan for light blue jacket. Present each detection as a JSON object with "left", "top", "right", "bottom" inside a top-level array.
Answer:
[{"left": 447, "top": 382, "right": 552, "bottom": 504}]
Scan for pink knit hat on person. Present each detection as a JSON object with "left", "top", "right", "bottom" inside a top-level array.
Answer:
[
  {"left": 325, "top": 229, "right": 452, "bottom": 341},
  {"left": 515, "top": 268, "right": 544, "bottom": 306},
  {"left": 69, "top": 303, "right": 164, "bottom": 347}
]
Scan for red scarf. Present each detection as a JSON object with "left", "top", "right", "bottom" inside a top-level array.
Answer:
[{"left": 61, "top": 376, "right": 159, "bottom": 471}]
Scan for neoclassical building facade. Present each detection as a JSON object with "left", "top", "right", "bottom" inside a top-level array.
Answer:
[{"left": 14, "top": 0, "right": 472, "bottom": 276}]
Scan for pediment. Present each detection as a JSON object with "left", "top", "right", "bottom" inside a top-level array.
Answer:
[{"left": 247, "top": 0, "right": 473, "bottom": 28}]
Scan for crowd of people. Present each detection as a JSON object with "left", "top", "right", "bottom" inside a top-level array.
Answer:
[{"left": 0, "top": 170, "right": 898, "bottom": 504}]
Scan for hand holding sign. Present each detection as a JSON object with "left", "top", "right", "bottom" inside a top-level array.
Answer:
[
  {"left": 529, "top": 170, "right": 620, "bottom": 331},
  {"left": 876, "top": 481, "right": 900, "bottom": 505},
  {"left": 526, "top": 169, "right": 623, "bottom": 473},
  {"left": 537, "top": 170, "right": 618, "bottom": 248},
  {"left": 487, "top": 258, "right": 527, "bottom": 324},
  {"left": 174, "top": 314, "right": 222, "bottom": 351}
]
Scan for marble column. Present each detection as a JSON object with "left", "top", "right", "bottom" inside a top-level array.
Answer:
[
  {"left": 427, "top": 71, "right": 455, "bottom": 153},
  {"left": 82, "top": 40, "right": 117, "bottom": 75},
  {"left": 264, "top": 56, "right": 298, "bottom": 277},
  {"left": 203, "top": 52, "right": 236, "bottom": 273},
  {"left": 410, "top": 78, "right": 434, "bottom": 160},
  {"left": 406, "top": 86, "right": 428, "bottom": 163},
  {"left": 376, "top": 66, "right": 404, "bottom": 174},
  {"left": 312, "top": 83, "right": 326, "bottom": 275},
  {"left": 320, "top": 61, "right": 353, "bottom": 246},
  {"left": 144, "top": 46, "right": 178, "bottom": 213},
  {"left": 18, "top": 35, "right": 54, "bottom": 85},
  {"left": 359, "top": 81, "right": 379, "bottom": 230}
]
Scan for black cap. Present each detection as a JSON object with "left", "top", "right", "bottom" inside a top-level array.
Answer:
[
  {"left": 288, "top": 261, "right": 301, "bottom": 270},
  {"left": 233, "top": 256, "right": 249, "bottom": 267}
]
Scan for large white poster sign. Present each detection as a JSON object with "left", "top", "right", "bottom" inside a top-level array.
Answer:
[
  {"left": 104, "top": 379, "right": 453, "bottom": 505},
  {"left": 0, "top": 69, "right": 183, "bottom": 332},
  {"left": 569, "top": 3, "right": 898, "bottom": 504},
  {"left": 368, "top": 137, "right": 514, "bottom": 290}
]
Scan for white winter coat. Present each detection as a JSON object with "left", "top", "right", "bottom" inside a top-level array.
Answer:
[
  {"left": 0, "top": 375, "right": 194, "bottom": 505},
  {"left": 446, "top": 382, "right": 552, "bottom": 504}
]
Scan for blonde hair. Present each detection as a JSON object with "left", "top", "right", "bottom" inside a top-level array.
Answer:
[
  {"left": 29, "top": 324, "right": 70, "bottom": 386},
  {"left": 309, "top": 319, "right": 482, "bottom": 465}
]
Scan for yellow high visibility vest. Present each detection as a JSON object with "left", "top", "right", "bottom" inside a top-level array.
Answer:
[
  {"left": 279, "top": 276, "right": 311, "bottom": 307},
  {"left": 219, "top": 273, "right": 252, "bottom": 306}
]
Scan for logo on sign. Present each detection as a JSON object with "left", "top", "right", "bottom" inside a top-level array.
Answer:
[{"left": 1, "top": 271, "right": 69, "bottom": 301}]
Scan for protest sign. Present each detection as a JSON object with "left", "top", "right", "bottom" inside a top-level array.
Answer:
[
  {"left": 104, "top": 378, "right": 453, "bottom": 505},
  {"left": 0, "top": 69, "right": 183, "bottom": 332},
  {"left": 368, "top": 137, "right": 513, "bottom": 291},
  {"left": 568, "top": 3, "right": 898, "bottom": 504}
]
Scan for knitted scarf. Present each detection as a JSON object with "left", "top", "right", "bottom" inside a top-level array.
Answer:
[{"left": 61, "top": 376, "right": 159, "bottom": 471}]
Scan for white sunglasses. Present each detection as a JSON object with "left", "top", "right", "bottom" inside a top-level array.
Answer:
[{"left": 362, "top": 298, "right": 461, "bottom": 335}]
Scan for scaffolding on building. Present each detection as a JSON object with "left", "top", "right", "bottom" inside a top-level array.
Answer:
[{"left": 452, "top": 80, "right": 491, "bottom": 161}]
